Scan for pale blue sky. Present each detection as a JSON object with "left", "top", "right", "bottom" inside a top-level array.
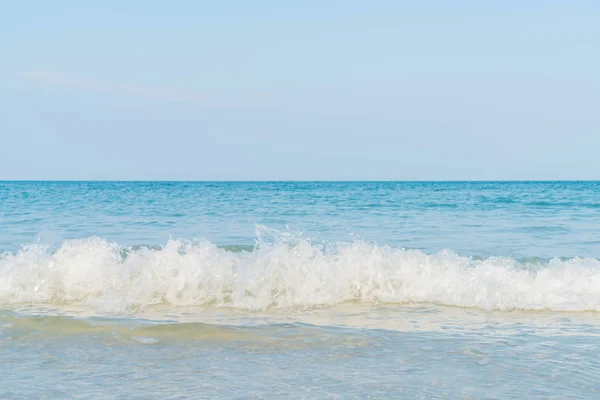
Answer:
[{"left": 1, "top": 1, "right": 599, "bottom": 180}]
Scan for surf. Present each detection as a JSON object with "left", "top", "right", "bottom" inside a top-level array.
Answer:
[{"left": 2, "top": 235, "right": 600, "bottom": 313}]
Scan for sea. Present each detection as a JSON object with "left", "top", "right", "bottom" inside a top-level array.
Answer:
[{"left": 1, "top": 181, "right": 600, "bottom": 399}]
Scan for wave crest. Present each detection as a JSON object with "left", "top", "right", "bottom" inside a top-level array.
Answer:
[{"left": 2, "top": 237, "right": 600, "bottom": 312}]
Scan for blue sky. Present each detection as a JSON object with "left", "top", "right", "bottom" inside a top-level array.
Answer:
[{"left": 1, "top": 1, "right": 599, "bottom": 180}]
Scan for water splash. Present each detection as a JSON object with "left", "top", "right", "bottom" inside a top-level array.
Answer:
[{"left": 2, "top": 231, "right": 600, "bottom": 313}]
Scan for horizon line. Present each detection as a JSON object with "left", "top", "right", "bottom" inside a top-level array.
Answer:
[{"left": 1, "top": 179, "right": 599, "bottom": 183}]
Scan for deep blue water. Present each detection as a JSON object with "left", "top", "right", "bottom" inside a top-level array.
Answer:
[{"left": 2, "top": 181, "right": 600, "bottom": 258}]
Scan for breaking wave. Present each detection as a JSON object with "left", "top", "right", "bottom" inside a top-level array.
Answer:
[{"left": 2, "top": 234, "right": 600, "bottom": 313}]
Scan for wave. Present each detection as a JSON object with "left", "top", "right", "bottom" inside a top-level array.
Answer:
[{"left": 2, "top": 234, "right": 600, "bottom": 313}]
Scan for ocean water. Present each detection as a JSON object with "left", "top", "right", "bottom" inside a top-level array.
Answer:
[{"left": 2, "top": 181, "right": 600, "bottom": 398}]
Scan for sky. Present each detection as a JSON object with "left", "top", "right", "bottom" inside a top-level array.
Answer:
[{"left": 1, "top": 1, "right": 599, "bottom": 180}]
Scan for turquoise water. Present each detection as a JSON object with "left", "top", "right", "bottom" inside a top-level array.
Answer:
[{"left": 2, "top": 181, "right": 600, "bottom": 398}]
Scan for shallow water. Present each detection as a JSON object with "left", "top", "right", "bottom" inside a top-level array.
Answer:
[
  {"left": 1, "top": 181, "right": 600, "bottom": 398},
  {"left": 2, "top": 306, "right": 600, "bottom": 399}
]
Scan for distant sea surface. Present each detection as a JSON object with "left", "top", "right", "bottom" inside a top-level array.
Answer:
[{"left": 2, "top": 181, "right": 600, "bottom": 399}]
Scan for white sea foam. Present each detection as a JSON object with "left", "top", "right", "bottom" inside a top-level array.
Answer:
[{"left": 2, "top": 236, "right": 600, "bottom": 313}]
